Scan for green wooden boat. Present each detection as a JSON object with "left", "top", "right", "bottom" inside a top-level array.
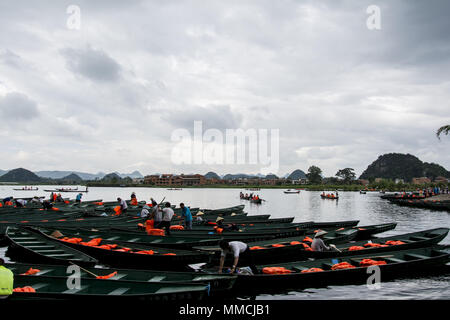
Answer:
[
  {"left": 8, "top": 275, "right": 209, "bottom": 301},
  {"left": 33, "top": 226, "right": 222, "bottom": 249},
  {"left": 33, "top": 227, "right": 213, "bottom": 271},
  {"left": 4, "top": 226, "right": 98, "bottom": 267},
  {"left": 198, "top": 227, "right": 448, "bottom": 267},
  {"left": 196, "top": 228, "right": 359, "bottom": 265},
  {"left": 201, "top": 205, "right": 245, "bottom": 215},
  {"left": 206, "top": 246, "right": 450, "bottom": 294},
  {"left": 6, "top": 262, "right": 237, "bottom": 294}
]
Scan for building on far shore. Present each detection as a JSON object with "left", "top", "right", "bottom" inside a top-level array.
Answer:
[
  {"left": 143, "top": 174, "right": 206, "bottom": 186},
  {"left": 395, "top": 178, "right": 405, "bottom": 184},
  {"left": 358, "top": 179, "right": 370, "bottom": 186},
  {"left": 292, "top": 178, "right": 309, "bottom": 185},
  {"left": 412, "top": 177, "right": 432, "bottom": 185},
  {"left": 434, "top": 176, "right": 449, "bottom": 184}
]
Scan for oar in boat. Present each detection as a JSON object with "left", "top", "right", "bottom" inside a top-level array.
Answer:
[
  {"left": 69, "top": 262, "right": 118, "bottom": 279},
  {"left": 69, "top": 261, "right": 99, "bottom": 278}
]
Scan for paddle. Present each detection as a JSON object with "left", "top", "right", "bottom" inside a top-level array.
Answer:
[{"left": 69, "top": 261, "right": 99, "bottom": 278}]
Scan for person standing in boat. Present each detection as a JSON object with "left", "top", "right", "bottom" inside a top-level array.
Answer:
[
  {"left": 117, "top": 197, "right": 128, "bottom": 215},
  {"left": 180, "top": 203, "right": 193, "bottom": 230},
  {"left": 218, "top": 240, "right": 258, "bottom": 274},
  {"left": 0, "top": 258, "right": 13, "bottom": 299},
  {"left": 159, "top": 202, "right": 174, "bottom": 235},
  {"left": 76, "top": 193, "right": 83, "bottom": 203},
  {"left": 311, "top": 230, "right": 339, "bottom": 252}
]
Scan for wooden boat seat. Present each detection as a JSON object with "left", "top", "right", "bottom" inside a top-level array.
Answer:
[
  {"left": 148, "top": 275, "right": 166, "bottom": 282},
  {"left": 35, "top": 270, "right": 53, "bottom": 276},
  {"left": 63, "top": 285, "right": 88, "bottom": 294},
  {"left": 384, "top": 257, "right": 405, "bottom": 263},
  {"left": 404, "top": 253, "right": 429, "bottom": 260},
  {"left": 108, "top": 287, "right": 130, "bottom": 295},
  {"left": 409, "top": 236, "right": 429, "bottom": 241},
  {"left": 26, "top": 245, "right": 56, "bottom": 250},
  {"left": 30, "top": 283, "right": 49, "bottom": 290},
  {"left": 35, "top": 249, "right": 66, "bottom": 254},
  {"left": 321, "top": 263, "right": 335, "bottom": 270},
  {"left": 46, "top": 253, "right": 75, "bottom": 258},
  {"left": 291, "top": 266, "right": 310, "bottom": 272},
  {"left": 15, "top": 241, "right": 48, "bottom": 245}
]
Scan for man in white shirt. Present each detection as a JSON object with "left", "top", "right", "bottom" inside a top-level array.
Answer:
[
  {"left": 218, "top": 240, "right": 258, "bottom": 274},
  {"left": 159, "top": 202, "right": 174, "bottom": 235},
  {"left": 117, "top": 197, "right": 128, "bottom": 214},
  {"left": 15, "top": 199, "right": 27, "bottom": 207}
]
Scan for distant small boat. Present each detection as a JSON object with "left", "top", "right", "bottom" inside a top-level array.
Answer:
[
  {"left": 167, "top": 188, "right": 183, "bottom": 190},
  {"left": 284, "top": 189, "right": 300, "bottom": 194},
  {"left": 13, "top": 187, "right": 39, "bottom": 191},
  {"left": 321, "top": 194, "right": 339, "bottom": 200},
  {"left": 44, "top": 187, "right": 88, "bottom": 193}
]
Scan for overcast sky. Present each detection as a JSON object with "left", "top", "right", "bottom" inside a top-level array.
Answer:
[{"left": 1, "top": 0, "right": 449, "bottom": 177}]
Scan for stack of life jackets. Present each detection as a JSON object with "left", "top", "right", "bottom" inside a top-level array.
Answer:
[
  {"left": 331, "top": 262, "right": 356, "bottom": 270},
  {"left": 359, "top": 259, "right": 387, "bottom": 267},
  {"left": 262, "top": 267, "right": 293, "bottom": 274},
  {"left": 301, "top": 268, "right": 324, "bottom": 273}
]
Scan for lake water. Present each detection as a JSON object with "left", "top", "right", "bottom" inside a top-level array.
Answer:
[{"left": 1, "top": 185, "right": 449, "bottom": 299}]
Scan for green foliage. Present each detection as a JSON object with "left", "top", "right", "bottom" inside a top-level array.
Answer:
[
  {"left": 359, "top": 153, "right": 449, "bottom": 182},
  {"left": 436, "top": 125, "right": 450, "bottom": 139},
  {"left": 336, "top": 168, "right": 356, "bottom": 184},
  {"left": 306, "top": 166, "right": 322, "bottom": 184}
]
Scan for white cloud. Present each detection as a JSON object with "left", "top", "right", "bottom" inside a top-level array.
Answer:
[{"left": 0, "top": 0, "right": 449, "bottom": 177}]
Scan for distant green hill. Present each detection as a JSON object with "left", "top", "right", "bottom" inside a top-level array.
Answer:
[
  {"left": 0, "top": 168, "right": 43, "bottom": 182},
  {"left": 60, "top": 173, "right": 83, "bottom": 182},
  {"left": 287, "top": 169, "right": 307, "bottom": 180},
  {"left": 205, "top": 172, "right": 221, "bottom": 180},
  {"left": 359, "top": 153, "right": 450, "bottom": 182}
]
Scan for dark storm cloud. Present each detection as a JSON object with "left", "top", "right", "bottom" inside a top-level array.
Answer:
[
  {"left": 0, "top": 0, "right": 449, "bottom": 175},
  {"left": 161, "top": 105, "right": 243, "bottom": 132},
  {"left": 0, "top": 92, "right": 40, "bottom": 119},
  {"left": 60, "top": 46, "right": 122, "bottom": 82}
]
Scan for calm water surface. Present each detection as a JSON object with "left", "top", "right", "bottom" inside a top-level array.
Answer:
[{"left": 1, "top": 185, "right": 449, "bottom": 299}]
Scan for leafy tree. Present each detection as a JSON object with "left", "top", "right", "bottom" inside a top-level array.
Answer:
[
  {"left": 336, "top": 168, "right": 356, "bottom": 184},
  {"left": 437, "top": 125, "right": 450, "bottom": 140},
  {"left": 307, "top": 166, "right": 323, "bottom": 184}
]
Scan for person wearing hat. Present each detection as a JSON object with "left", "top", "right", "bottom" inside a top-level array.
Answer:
[
  {"left": 140, "top": 204, "right": 150, "bottom": 218},
  {"left": 0, "top": 258, "right": 13, "bottom": 299},
  {"left": 311, "top": 230, "right": 338, "bottom": 252},
  {"left": 195, "top": 211, "right": 204, "bottom": 222}
]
